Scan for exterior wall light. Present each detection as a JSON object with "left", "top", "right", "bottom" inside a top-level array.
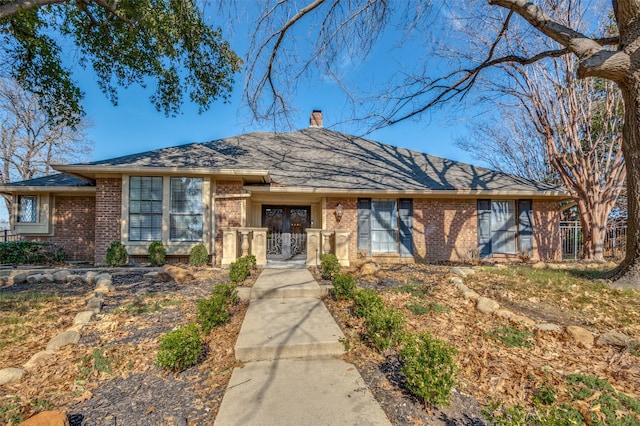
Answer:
[{"left": 335, "top": 202, "right": 344, "bottom": 222}]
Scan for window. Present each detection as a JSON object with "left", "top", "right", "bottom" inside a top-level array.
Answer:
[
  {"left": 17, "top": 195, "right": 37, "bottom": 223},
  {"left": 371, "top": 199, "right": 399, "bottom": 253},
  {"left": 478, "top": 199, "right": 532, "bottom": 256},
  {"left": 129, "top": 176, "right": 163, "bottom": 241},
  {"left": 491, "top": 200, "right": 517, "bottom": 254},
  {"left": 170, "top": 177, "right": 203, "bottom": 241}
]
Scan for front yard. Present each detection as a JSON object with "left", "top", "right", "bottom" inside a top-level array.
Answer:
[{"left": 1, "top": 262, "right": 639, "bottom": 425}]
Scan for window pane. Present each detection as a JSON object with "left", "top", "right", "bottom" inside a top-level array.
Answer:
[
  {"left": 129, "top": 176, "right": 163, "bottom": 241},
  {"left": 170, "top": 178, "right": 203, "bottom": 241},
  {"left": 370, "top": 199, "right": 398, "bottom": 253},
  {"left": 491, "top": 200, "right": 516, "bottom": 254},
  {"left": 18, "top": 195, "right": 37, "bottom": 223}
]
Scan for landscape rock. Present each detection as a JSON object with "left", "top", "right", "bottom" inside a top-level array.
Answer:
[
  {"left": 511, "top": 315, "right": 536, "bottom": 327},
  {"left": 41, "top": 273, "right": 55, "bottom": 283},
  {"left": 476, "top": 297, "right": 500, "bottom": 314},
  {"left": 46, "top": 330, "right": 80, "bottom": 351},
  {"left": 450, "top": 266, "right": 475, "bottom": 277},
  {"left": 67, "top": 274, "right": 83, "bottom": 282},
  {"left": 159, "top": 265, "right": 195, "bottom": 285},
  {"left": 144, "top": 271, "right": 159, "bottom": 278},
  {"left": 596, "top": 331, "right": 631, "bottom": 347},
  {"left": 73, "top": 311, "right": 95, "bottom": 325},
  {"left": 462, "top": 289, "right": 480, "bottom": 301},
  {"left": 95, "top": 278, "right": 115, "bottom": 292},
  {"left": 23, "top": 350, "right": 55, "bottom": 370},
  {"left": 494, "top": 309, "right": 517, "bottom": 320},
  {"left": 19, "top": 410, "right": 69, "bottom": 426},
  {"left": 84, "top": 271, "right": 99, "bottom": 284},
  {"left": 27, "top": 274, "right": 42, "bottom": 284},
  {"left": 87, "top": 297, "right": 103, "bottom": 313},
  {"left": 53, "top": 270, "right": 70, "bottom": 283},
  {"left": 566, "top": 325, "right": 594, "bottom": 348},
  {"left": 535, "top": 323, "right": 562, "bottom": 332},
  {"left": 359, "top": 261, "right": 380, "bottom": 276},
  {"left": 94, "top": 272, "right": 111, "bottom": 282},
  {"left": 12, "top": 273, "right": 27, "bottom": 284},
  {"left": 0, "top": 367, "right": 26, "bottom": 385},
  {"left": 449, "top": 277, "right": 464, "bottom": 286},
  {"left": 532, "top": 261, "right": 547, "bottom": 269}
]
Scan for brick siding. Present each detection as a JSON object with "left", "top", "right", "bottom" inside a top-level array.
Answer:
[
  {"left": 533, "top": 200, "right": 561, "bottom": 261},
  {"left": 24, "top": 195, "right": 96, "bottom": 261},
  {"left": 326, "top": 198, "right": 358, "bottom": 259},
  {"left": 94, "top": 178, "right": 122, "bottom": 264},
  {"left": 414, "top": 198, "right": 478, "bottom": 262},
  {"left": 214, "top": 180, "right": 244, "bottom": 264}
]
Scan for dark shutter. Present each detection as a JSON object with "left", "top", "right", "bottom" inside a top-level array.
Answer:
[
  {"left": 357, "top": 198, "right": 371, "bottom": 255},
  {"left": 519, "top": 199, "right": 533, "bottom": 253},
  {"left": 478, "top": 199, "right": 492, "bottom": 257},
  {"left": 399, "top": 199, "right": 414, "bottom": 257}
]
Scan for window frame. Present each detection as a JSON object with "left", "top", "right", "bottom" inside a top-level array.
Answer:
[
  {"left": 128, "top": 176, "right": 164, "bottom": 242},
  {"left": 169, "top": 177, "right": 204, "bottom": 242},
  {"left": 17, "top": 195, "right": 38, "bottom": 223},
  {"left": 370, "top": 198, "right": 399, "bottom": 254}
]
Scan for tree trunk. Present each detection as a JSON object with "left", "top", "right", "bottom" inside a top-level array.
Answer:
[{"left": 612, "top": 75, "right": 640, "bottom": 286}]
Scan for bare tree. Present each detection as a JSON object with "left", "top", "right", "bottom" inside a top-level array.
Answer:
[
  {"left": 0, "top": 79, "right": 92, "bottom": 216},
  {"left": 244, "top": 0, "right": 640, "bottom": 284},
  {"left": 459, "top": 53, "right": 625, "bottom": 261}
]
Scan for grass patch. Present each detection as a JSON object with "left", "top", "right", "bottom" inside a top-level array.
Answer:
[
  {"left": 0, "top": 397, "right": 54, "bottom": 426},
  {"left": 405, "top": 301, "right": 450, "bottom": 315},
  {"left": 390, "top": 283, "right": 432, "bottom": 298},
  {"left": 0, "top": 291, "right": 59, "bottom": 314},
  {"left": 484, "top": 375, "right": 640, "bottom": 425},
  {"left": 115, "top": 295, "right": 180, "bottom": 316},
  {"left": 484, "top": 326, "right": 533, "bottom": 348}
]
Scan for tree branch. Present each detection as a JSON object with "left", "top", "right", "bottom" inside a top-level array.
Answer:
[{"left": 0, "top": 0, "right": 66, "bottom": 19}]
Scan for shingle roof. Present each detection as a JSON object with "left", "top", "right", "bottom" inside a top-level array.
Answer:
[
  {"left": 6, "top": 127, "right": 565, "bottom": 194},
  {"left": 3, "top": 173, "right": 92, "bottom": 188}
]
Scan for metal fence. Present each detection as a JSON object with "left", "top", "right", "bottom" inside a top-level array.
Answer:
[
  {"left": 560, "top": 221, "right": 627, "bottom": 260},
  {"left": 0, "top": 229, "right": 20, "bottom": 243}
]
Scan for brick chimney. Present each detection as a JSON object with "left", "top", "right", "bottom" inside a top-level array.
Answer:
[{"left": 310, "top": 110, "right": 323, "bottom": 127}]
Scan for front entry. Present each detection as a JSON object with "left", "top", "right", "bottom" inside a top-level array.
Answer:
[{"left": 262, "top": 206, "right": 310, "bottom": 260}]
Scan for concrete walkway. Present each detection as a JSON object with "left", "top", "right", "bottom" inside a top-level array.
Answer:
[{"left": 215, "top": 268, "right": 390, "bottom": 426}]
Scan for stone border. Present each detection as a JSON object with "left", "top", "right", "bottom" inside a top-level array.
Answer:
[
  {"left": 448, "top": 267, "right": 638, "bottom": 350},
  {"left": 0, "top": 270, "right": 117, "bottom": 386}
]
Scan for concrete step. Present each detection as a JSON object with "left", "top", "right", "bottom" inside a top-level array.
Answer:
[
  {"left": 246, "top": 267, "right": 325, "bottom": 299},
  {"left": 234, "top": 297, "right": 345, "bottom": 362}
]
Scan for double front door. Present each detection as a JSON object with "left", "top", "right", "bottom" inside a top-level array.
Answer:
[{"left": 262, "top": 206, "right": 310, "bottom": 259}]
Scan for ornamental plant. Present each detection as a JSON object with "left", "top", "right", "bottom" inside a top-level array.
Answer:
[
  {"left": 189, "top": 243, "right": 208, "bottom": 266},
  {"left": 399, "top": 331, "right": 458, "bottom": 407},
  {"left": 105, "top": 241, "right": 128, "bottom": 267},
  {"left": 147, "top": 241, "right": 166, "bottom": 266},
  {"left": 320, "top": 253, "right": 340, "bottom": 280},
  {"left": 331, "top": 273, "right": 357, "bottom": 300},
  {"left": 156, "top": 323, "right": 202, "bottom": 372}
]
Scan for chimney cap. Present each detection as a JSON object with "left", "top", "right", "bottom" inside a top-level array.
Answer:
[{"left": 310, "top": 110, "right": 323, "bottom": 128}]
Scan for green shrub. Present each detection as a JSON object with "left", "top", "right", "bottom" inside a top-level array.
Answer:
[
  {"left": 320, "top": 253, "right": 341, "bottom": 279},
  {"left": 147, "top": 241, "right": 166, "bottom": 266},
  {"left": 364, "top": 307, "right": 405, "bottom": 352},
  {"left": 189, "top": 244, "right": 209, "bottom": 266},
  {"left": 399, "top": 331, "right": 458, "bottom": 407},
  {"left": 156, "top": 323, "right": 202, "bottom": 372},
  {"left": 229, "top": 256, "right": 253, "bottom": 283},
  {"left": 0, "top": 241, "right": 65, "bottom": 264},
  {"left": 245, "top": 254, "right": 257, "bottom": 269},
  {"left": 105, "top": 241, "right": 128, "bottom": 267},
  {"left": 352, "top": 288, "right": 385, "bottom": 318},
  {"left": 197, "top": 294, "right": 230, "bottom": 333},
  {"left": 332, "top": 273, "right": 357, "bottom": 300},
  {"left": 213, "top": 281, "right": 239, "bottom": 305}
]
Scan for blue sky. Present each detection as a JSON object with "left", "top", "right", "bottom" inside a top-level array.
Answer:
[{"left": 77, "top": 6, "right": 476, "bottom": 164}]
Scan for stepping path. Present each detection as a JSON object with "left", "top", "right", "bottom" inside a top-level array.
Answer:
[{"left": 215, "top": 268, "right": 390, "bottom": 426}]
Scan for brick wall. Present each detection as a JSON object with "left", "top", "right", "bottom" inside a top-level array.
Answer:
[
  {"left": 533, "top": 200, "right": 561, "bottom": 261},
  {"left": 326, "top": 198, "right": 358, "bottom": 258},
  {"left": 214, "top": 180, "right": 244, "bottom": 264},
  {"left": 414, "top": 198, "right": 478, "bottom": 262},
  {"left": 95, "top": 178, "right": 122, "bottom": 264},
  {"left": 25, "top": 195, "right": 96, "bottom": 261}
]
